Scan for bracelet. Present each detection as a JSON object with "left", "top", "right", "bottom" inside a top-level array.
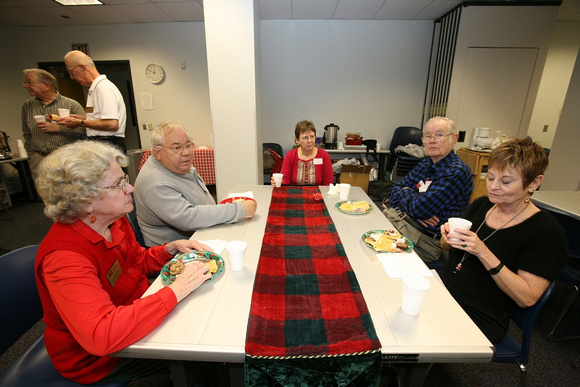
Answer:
[{"left": 488, "top": 262, "right": 504, "bottom": 275}]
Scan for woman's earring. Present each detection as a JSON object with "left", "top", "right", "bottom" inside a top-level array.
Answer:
[{"left": 90, "top": 212, "right": 97, "bottom": 224}]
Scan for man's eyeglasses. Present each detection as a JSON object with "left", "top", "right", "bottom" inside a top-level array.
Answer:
[
  {"left": 422, "top": 133, "right": 451, "bottom": 142},
  {"left": 161, "top": 142, "right": 194, "bottom": 154},
  {"left": 103, "top": 174, "right": 130, "bottom": 193},
  {"left": 67, "top": 65, "right": 82, "bottom": 75},
  {"left": 23, "top": 80, "right": 40, "bottom": 86}
]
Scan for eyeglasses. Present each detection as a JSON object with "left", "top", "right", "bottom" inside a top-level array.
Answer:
[
  {"left": 422, "top": 133, "right": 451, "bottom": 142},
  {"left": 22, "top": 80, "right": 40, "bottom": 86},
  {"left": 103, "top": 174, "right": 129, "bottom": 193},
  {"left": 160, "top": 142, "right": 194, "bottom": 154},
  {"left": 67, "top": 65, "right": 82, "bottom": 75}
]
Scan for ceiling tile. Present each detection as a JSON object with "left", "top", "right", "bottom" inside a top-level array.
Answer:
[
  {"left": 292, "top": 0, "right": 338, "bottom": 19},
  {"left": 112, "top": 4, "right": 173, "bottom": 23},
  {"left": 334, "top": 0, "right": 385, "bottom": 19},
  {"left": 260, "top": 0, "right": 292, "bottom": 19},
  {"left": 155, "top": 1, "right": 204, "bottom": 21},
  {"left": 70, "top": 5, "right": 138, "bottom": 24}
]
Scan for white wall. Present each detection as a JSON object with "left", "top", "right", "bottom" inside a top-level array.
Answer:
[
  {"left": 0, "top": 22, "right": 212, "bottom": 151},
  {"left": 542, "top": 48, "right": 580, "bottom": 191},
  {"left": 527, "top": 22, "right": 580, "bottom": 149},
  {"left": 447, "top": 5, "right": 559, "bottom": 144},
  {"left": 260, "top": 20, "right": 433, "bottom": 154}
]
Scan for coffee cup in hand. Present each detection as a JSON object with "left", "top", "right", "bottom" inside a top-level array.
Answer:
[{"left": 447, "top": 217, "right": 472, "bottom": 242}]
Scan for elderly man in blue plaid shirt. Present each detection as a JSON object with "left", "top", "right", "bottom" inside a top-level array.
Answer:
[{"left": 384, "top": 117, "right": 473, "bottom": 263}]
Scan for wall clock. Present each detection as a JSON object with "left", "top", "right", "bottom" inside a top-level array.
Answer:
[{"left": 146, "top": 63, "right": 165, "bottom": 84}]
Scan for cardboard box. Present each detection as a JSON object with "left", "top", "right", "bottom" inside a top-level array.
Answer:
[{"left": 339, "top": 164, "right": 373, "bottom": 193}]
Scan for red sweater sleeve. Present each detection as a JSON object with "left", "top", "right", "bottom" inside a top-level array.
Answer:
[{"left": 41, "top": 250, "right": 177, "bottom": 356}]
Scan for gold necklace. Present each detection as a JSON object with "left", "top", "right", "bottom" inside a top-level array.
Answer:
[{"left": 453, "top": 201, "right": 530, "bottom": 273}]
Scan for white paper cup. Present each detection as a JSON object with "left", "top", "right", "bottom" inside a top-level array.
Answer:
[
  {"left": 58, "top": 108, "right": 70, "bottom": 118},
  {"left": 376, "top": 143, "right": 381, "bottom": 151},
  {"left": 338, "top": 183, "right": 351, "bottom": 201},
  {"left": 401, "top": 274, "right": 431, "bottom": 316},
  {"left": 226, "top": 240, "right": 247, "bottom": 271},
  {"left": 34, "top": 115, "right": 46, "bottom": 123},
  {"left": 272, "top": 173, "right": 283, "bottom": 187},
  {"left": 338, "top": 142, "right": 344, "bottom": 150},
  {"left": 448, "top": 217, "right": 473, "bottom": 242}
]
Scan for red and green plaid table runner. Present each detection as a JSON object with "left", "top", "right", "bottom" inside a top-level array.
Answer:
[{"left": 245, "top": 186, "right": 382, "bottom": 386}]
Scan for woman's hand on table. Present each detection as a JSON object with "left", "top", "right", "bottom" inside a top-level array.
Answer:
[
  {"left": 169, "top": 262, "right": 211, "bottom": 302},
  {"left": 165, "top": 239, "right": 213, "bottom": 256},
  {"left": 243, "top": 199, "right": 257, "bottom": 218}
]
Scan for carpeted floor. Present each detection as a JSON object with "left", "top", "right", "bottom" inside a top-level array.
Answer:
[{"left": 1, "top": 192, "right": 579, "bottom": 386}]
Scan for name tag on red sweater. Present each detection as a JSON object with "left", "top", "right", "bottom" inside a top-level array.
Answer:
[
  {"left": 313, "top": 158, "right": 323, "bottom": 165},
  {"left": 107, "top": 260, "right": 122, "bottom": 288}
]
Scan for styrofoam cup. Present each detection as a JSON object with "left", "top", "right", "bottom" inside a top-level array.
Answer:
[
  {"left": 226, "top": 240, "right": 247, "bottom": 271},
  {"left": 376, "top": 143, "right": 381, "bottom": 151},
  {"left": 401, "top": 274, "right": 431, "bottom": 316},
  {"left": 338, "top": 183, "right": 351, "bottom": 201},
  {"left": 34, "top": 115, "right": 46, "bottom": 123},
  {"left": 58, "top": 108, "right": 70, "bottom": 118},
  {"left": 272, "top": 173, "right": 283, "bottom": 187},
  {"left": 448, "top": 217, "right": 473, "bottom": 242}
]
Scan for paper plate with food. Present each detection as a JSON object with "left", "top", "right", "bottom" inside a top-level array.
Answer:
[
  {"left": 361, "top": 230, "right": 414, "bottom": 253},
  {"left": 335, "top": 200, "right": 373, "bottom": 215},
  {"left": 218, "top": 197, "right": 256, "bottom": 205},
  {"left": 160, "top": 251, "right": 225, "bottom": 284}
]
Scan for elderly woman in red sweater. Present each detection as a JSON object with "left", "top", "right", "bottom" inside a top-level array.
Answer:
[
  {"left": 34, "top": 140, "right": 214, "bottom": 384},
  {"left": 271, "top": 120, "right": 334, "bottom": 186}
]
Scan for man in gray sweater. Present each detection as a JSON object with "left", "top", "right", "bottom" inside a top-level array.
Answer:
[{"left": 134, "top": 121, "right": 257, "bottom": 247}]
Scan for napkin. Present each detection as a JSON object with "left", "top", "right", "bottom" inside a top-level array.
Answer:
[
  {"left": 228, "top": 191, "right": 253, "bottom": 199},
  {"left": 377, "top": 252, "right": 433, "bottom": 278},
  {"left": 198, "top": 239, "right": 227, "bottom": 255},
  {"left": 327, "top": 183, "right": 339, "bottom": 196}
]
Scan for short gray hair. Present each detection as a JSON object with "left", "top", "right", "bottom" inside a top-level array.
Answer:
[
  {"left": 23, "top": 68, "right": 57, "bottom": 91},
  {"left": 36, "top": 141, "right": 128, "bottom": 223},
  {"left": 151, "top": 121, "right": 190, "bottom": 148},
  {"left": 424, "top": 116, "right": 457, "bottom": 135},
  {"left": 64, "top": 50, "right": 96, "bottom": 68}
]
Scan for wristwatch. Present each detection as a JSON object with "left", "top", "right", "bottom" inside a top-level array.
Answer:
[
  {"left": 80, "top": 120, "right": 85, "bottom": 128},
  {"left": 488, "top": 262, "right": 505, "bottom": 275}
]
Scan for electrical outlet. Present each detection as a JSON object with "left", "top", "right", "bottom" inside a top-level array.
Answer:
[
  {"left": 142, "top": 124, "right": 147, "bottom": 131},
  {"left": 147, "top": 123, "right": 153, "bottom": 131}
]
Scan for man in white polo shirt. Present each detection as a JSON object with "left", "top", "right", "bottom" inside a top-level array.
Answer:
[{"left": 60, "top": 50, "right": 127, "bottom": 153}]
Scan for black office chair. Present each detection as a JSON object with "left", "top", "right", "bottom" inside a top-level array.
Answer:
[
  {"left": 545, "top": 210, "right": 580, "bottom": 341},
  {"left": 263, "top": 142, "right": 283, "bottom": 184},
  {"left": 126, "top": 197, "right": 145, "bottom": 247},
  {"left": 386, "top": 126, "right": 425, "bottom": 181},
  {"left": 493, "top": 282, "right": 555, "bottom": 387},
  {"left": 0, "top": 245, "right": 128, "bottom": 387}
]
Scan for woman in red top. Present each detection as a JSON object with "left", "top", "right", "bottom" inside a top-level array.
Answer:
[
  {"left": 272, "top": 120, "right": 334, "bottom": 186},
  {"left": 34, "top": 141, "right": 214, "bottom": 384}
]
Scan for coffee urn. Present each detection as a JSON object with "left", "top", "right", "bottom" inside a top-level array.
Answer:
[{"left": 324, "top": 123, "right": 340, "bottom": 149}]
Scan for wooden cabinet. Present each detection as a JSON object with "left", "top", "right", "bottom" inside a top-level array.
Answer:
[{"left": 457, "top": 148, "right": 490, "bottom": 202}]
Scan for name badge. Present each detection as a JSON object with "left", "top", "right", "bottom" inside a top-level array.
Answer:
[
  {"left": 85, "top": 107, "right": 94, "bottom": 113},
  {"left": 313, "top": 158, "right": 323, "bottom": 165},
  {"left": 107, "top": 260, "right": 122, "bottom": 288}
]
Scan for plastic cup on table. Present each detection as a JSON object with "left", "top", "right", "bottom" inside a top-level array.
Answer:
[
  {"left": 401, "top": 274, "right": 431, "bottom": 316},
  {"left": 272, "top": 173, "right": 283, "bottom": 187},
  {"left": 448, "top": 217, "right": 473, "bottom": 242},
  {"left": 58, "top": 108, "right": 70, "bottom": 118},
  {"left": 338, "top": 183, "right": 351, "bottom": 201},
  {"left": 226, "top": 240, "right": 247, "bottom": 271}
]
